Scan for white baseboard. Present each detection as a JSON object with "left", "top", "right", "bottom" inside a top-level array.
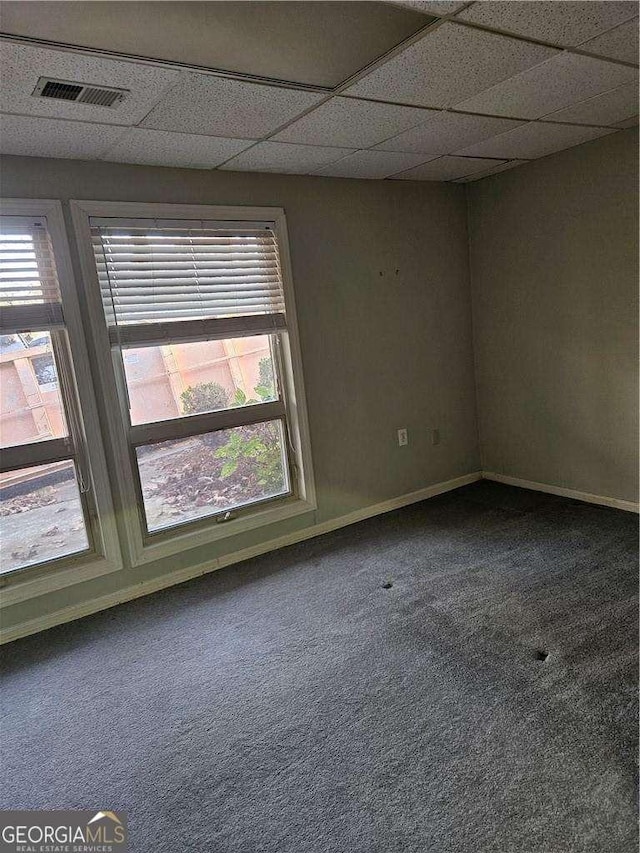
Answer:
[
  {"left": 482, "top": 471, "right": 640, "bottom": 513},
  {"left": 0, "top": 471, "right": 481, "bottom": 645}
]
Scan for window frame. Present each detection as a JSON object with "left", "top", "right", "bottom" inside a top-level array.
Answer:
[
  {"left": 70, "top": 200, "right": 316, "bottom": 566},
  {"left": 0, "top": 199, "right": 122, "bottom": 605}
]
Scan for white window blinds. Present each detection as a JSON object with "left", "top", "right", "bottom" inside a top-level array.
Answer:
[
  {"left": 90, "top": 220, "right": 287, "bottom": 345},
  {"left": 0, "top": 216, "right": 64, "bottom": 332}
]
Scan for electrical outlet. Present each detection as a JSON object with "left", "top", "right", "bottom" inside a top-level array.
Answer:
[
  {"left": 432, "top": 428, "right": 441, "bottom": 446},
  {"left": 397, "top": 428, "right": 408, "bottom": 447}
]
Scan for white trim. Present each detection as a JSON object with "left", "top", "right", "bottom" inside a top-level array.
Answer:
[
  {"left": 1, "top": 555, "right": 122, "bottom": 608},
  {"left": 129, "top": 400, "right": 286, "bottom": 445},
  {"left": 138, "top": 497, "right": 317, "bottom": 564},
  {"left": 71, "top": 201, "right": 290, "bottom": 224},
  {"left": 482, "top": 471, "right": 640, "bottom": 513},
  {"left": 69, "top": 200, "right": 317, "bottom": 566},
  {"left": 70, "top": 200, "right": 152, "bottom": 562},
  {"left": 0, "top": 199, "right": 123, "bottom": 598},
  {"left": 108, "top": 313, "right": 287, "bottom": 347},
  {"left": 0, "top": 472, "right": 481, "bottom": 644},
  {"left": 271, "top": 210, "right": 316, "bottom": 510},
  {"left": 36, "top": 202, "right": 122, "bottom": 566}
]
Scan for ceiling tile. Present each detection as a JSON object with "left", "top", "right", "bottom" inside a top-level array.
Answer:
[
  {"left": 455, "top": 52, "right": 638, "bottom": 119},
  {"left": 102, "top": 128, "right": 254, "bottom": 169},
  {"left": 384, "top": 1, "right": 468, "bottom": 14},
  {"left": 579, "top": 18, "right": 639, "bottom": 64},
  {"left": 543, "top": 81, "right": 638, "bottom": 126},
  {"left": 311, "top": 150, "right": 432, "bottom": 179},
  {"left": 218, "top": 141, "right": 355, "bottom": 174},
  {"left": 344, "top": 22, "right": 557, "bottom": 108},
  {"left": 456, "top": 121, "right": 616, "bottom": 159},
  {"left": 376, "top": 111, "right": 523, "bottom": 154},
  {"left": 141, "top": 74, "right": 325, "bottom": 139},
  {"left": 0, "top": 2, "right": 430, "bottom": 90},
  {"left": 272, "top": 97, "right": 435, "bottom": 149},
  {"left": 614, "top": 114, "right": 639, "bottom": 128},
  {"left": 0, "top": 114, "right": 126, "bottom": 159},
  {"left": 453, "top": 160, "right": 529, "bottom": 182},
  {"left": 457, "top": 2, "right": 638, "bottom": 47},
  {"left": 0, "top": 40, "right": 181, "bottom": 125},
  {"left": 393, "top": 155, "right": 507, "bottom": 180}
]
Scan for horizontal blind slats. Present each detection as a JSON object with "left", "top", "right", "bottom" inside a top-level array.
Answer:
[
  {"left": 94, "top": 238, "right": 275, "bottom": 243},
  {"left": 95, "top": 260, "right": 279, "bottom": 270},
  {"left": 92, "top": 242, "right": 276, "bottom": 252},
  {"left": 105, "top": 308, "right": 283, "bottom": 321},
  {"left": 96, "top": 247, "right": 277, "bottom": 255},
  {"left": 100, "top": 291, "right": 284, "bottom": 303},
  {"left": 96, "top": 272, "right": 281, "bottom": 286},
  {"left": 0, "top": 219, "right": 63, "bottom": 314},
  {"left": 91, "top": 223, "right": 286, "bottom": 330},
  {"left": 91, "top": 231, "right": 274, "bottom": 240},
  {"left": 105, "top": 299, "right": 285, "bottom": 312}
]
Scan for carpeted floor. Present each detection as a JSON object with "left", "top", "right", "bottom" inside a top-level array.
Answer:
[{"left": 1, "top": 481, "right": 638, "bottom": 853}]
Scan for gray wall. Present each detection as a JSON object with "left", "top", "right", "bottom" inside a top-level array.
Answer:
[
  {"left": 3, "top": 128, "right": 638, "bottom": 636},
  {"left": 467, "top": 128, "right": 639, "bottom": 503},
  {"left": 0, "top": 155, "right": 479, "bottom": 631}
]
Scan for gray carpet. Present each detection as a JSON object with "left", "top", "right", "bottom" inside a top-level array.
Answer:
[{"left": 1, "top": 482, "right": 638, "bottom": 853}]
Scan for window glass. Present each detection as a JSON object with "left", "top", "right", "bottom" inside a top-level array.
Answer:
[
  {"left": 32, "top": 352, "right": 58, "bottom": 388},
  {"left": 135, "top": 420, "right": 288, "bottom": 532},
  {"left": 0, "top": 331, "right": 68, "bottom": 448},
  {"left": 122, "top": 335, "right": 277, "bottom": 425},
  {"left": 85, "top": 210, "right": 309, "bottom": 549},
  {"left": 0, "top": 460, "right": 89, "bottom": 573}
]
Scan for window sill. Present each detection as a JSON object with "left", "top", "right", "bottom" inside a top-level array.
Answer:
[
  {"left": 0, "top": 552, "right": 123, "bottom": 608},
  {"left": 0, "top": 497, "right": 317, "bottom": 606},
  {"left": 130, "top": 495, "right": 317, "bottom": 566}
]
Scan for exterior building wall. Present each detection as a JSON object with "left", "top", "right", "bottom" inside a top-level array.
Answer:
[{"left": 0, "top": 337, "right": 271, "bottom": 487}]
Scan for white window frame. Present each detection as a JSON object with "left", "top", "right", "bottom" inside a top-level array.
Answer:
[
  {"left": 0, "top": 199, "right": 122, "bottom": 606},
  {"left": 70, "top": 200, "right": 316, "bottom": 566}
]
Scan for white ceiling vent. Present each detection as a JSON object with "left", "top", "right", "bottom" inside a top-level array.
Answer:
[{"left": 32, "top": 77, "right": 129, "bottom": 108}]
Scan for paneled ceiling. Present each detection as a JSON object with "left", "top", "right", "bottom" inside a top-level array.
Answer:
[{"left": 0, "top": 0, "right": 637, "bottom": 182}]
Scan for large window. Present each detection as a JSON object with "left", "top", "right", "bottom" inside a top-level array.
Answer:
[
  {"left": 72, "top": 202, "right": 315, "bottom": 564},
  {"left": 0, "top": 215, "right": 92, "bottom": 575},
  {"left": 0, "top": 200, "right": 312, "bottom": 596}
]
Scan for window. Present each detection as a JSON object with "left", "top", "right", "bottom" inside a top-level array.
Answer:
[
  {"left": 0, "top": 200, "right": 311, "bottom": 594},
  {"left": 72, "top": 202, "right": 315, "bottom": 563},
  {"left": 0, "top": 215, "right": 91, "bottom": 575},
  {"left": 32, "top": 349, "right": 59, "bottom": 389}
]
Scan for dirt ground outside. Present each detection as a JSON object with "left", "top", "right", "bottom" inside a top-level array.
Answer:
[{"left": 0, "top": 478, "right": 88, "bottom": 574}]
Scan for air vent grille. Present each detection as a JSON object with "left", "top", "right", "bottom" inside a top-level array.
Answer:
[
  {"left": 32, "top": 77, "right": 128, "bottom": 108},
  {"left": 40, "top": 80, "right": 84, "bottom": 101},
  {"left": 78, "top": 86, "right": 123, "bottom": 107}
]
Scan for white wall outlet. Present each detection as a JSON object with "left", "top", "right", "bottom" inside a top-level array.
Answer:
[
  {"left": 432, "top": 428, "right": 441, "bottom": 446},
  {"left": 397, "top": 428, "right": 408, "bottom": 447}
]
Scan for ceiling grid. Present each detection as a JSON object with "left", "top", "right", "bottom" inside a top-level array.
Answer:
[{"left": 0, "top": 0, "right": 637, "bottom": 182}]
